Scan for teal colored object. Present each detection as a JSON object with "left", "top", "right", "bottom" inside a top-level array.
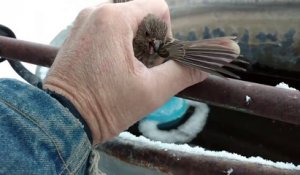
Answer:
[{"left": 143, "top": 97, "right": 188, "bottom": 123}]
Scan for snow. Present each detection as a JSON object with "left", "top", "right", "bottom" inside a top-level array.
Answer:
[
  {"left": 245, "top": 95, "right": 251, "bottom": 104},
  {"left": 223, "top": 168, "right": 233, "bottom": 175},
  {"left": 138, "top": 100, "right": 209, "bottom": 143},
  {"left": 119, "top": 132, "right": 300, "bottom": 170},
  {"left": 276, "top": 82, "right": 298, "bottom": 91}
]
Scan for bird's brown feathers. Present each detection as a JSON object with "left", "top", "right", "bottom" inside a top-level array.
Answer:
[
  {"left": 133, "top": 14, "right": 246, "bottom": 78},
  {"left": 133, "top": 14, "right": 168, "bottom": 67}
]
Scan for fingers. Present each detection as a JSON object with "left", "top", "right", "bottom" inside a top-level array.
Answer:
[{"left": 147, "top": 60, "right": 208, "bottom": 103}]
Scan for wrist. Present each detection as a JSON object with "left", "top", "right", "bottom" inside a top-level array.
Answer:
[
  {"left": 43, "top": 76, "right": 119, "bottom": 145},
  {"left": 43, "top": 88, "right": 92, "bottom": 142}
]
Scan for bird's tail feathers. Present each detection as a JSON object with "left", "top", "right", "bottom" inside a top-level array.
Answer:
[{"left": 163, "top": 37, "right": 247, "bottom": 79}]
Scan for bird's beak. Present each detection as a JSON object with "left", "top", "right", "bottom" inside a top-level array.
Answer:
[{"left": 151, "top": 40, "right": 163, "bottom": 53}]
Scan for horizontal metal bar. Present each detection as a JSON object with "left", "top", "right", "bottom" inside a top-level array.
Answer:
[
  {"left": 0, "top": 36, "right": 299, "bottom": 125},
  {"left": 177, "top": 76, "right": 300, "bottom": 125},
  {"left": 98, "top": 136, "right": 300, "bottom": 175},
  {"left": 0, "top": 36, "right": 57, "bottom": 67}
]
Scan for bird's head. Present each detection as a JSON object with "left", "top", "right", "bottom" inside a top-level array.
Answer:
[{"left": 133, "top": 14, "right": 168, "bottom": 56}]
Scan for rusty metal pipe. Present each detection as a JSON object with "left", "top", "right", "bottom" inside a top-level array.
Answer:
[
  {"left": 0, "top": 36, "right": 299, "bottom": 125},
  {"left": 178, "top": 77, "right": 300, "bottom": 125},
  {"left": 99, "top": 136, "right": 300, "bottom": 175},
  {"left": 0, "top": 36, "right": 57, "bottom": 67}
]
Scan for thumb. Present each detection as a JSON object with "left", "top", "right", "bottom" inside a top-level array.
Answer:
[{"left": 147, "top": 60, "right": 208, "bottom": 101}]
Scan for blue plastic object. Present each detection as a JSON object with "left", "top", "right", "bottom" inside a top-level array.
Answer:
[{"left": 143, "top": 97, "right": 188, "bottom": 124}]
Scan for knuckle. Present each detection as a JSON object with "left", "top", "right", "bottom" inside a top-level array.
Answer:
[
  {"left": 92, "top": 4, "right": 132, "bottom": 33},
  {"left": 94, "top": 4, "right": 121, "bottom": 19},
  {"left": 91, "top": 4, "right": 124, "bottom": 26},
  {"left": 77, "top": 7, "right": 94, "bottom": 20}
]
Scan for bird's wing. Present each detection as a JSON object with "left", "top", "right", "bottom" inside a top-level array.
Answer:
[{"left": 162, "top": 37, "right": 247, "bottom": 79}]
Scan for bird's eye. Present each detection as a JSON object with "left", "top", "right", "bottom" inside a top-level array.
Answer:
[
  {"left": 145, "top": 31, "right": 150, "bottom": 37},
  {"left": 158, "top": 49, "right": 169, "bottom": 58}
]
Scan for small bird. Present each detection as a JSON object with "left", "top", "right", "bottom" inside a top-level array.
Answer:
[{"left": 133, "top": 14, "right": 246, "bottom": 78}]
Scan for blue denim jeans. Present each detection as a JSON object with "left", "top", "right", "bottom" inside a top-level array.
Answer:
[{"left": 0, "top": 79, "right": 92, "bottom": 174}]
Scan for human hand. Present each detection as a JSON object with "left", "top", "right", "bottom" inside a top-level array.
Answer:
[{"left": 43, "top": 0, "right": 208, "bottom": 145}]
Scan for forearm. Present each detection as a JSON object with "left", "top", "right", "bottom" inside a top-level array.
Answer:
[{"left": 0, "top": 78, "right": 91, "bottom": 174}]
